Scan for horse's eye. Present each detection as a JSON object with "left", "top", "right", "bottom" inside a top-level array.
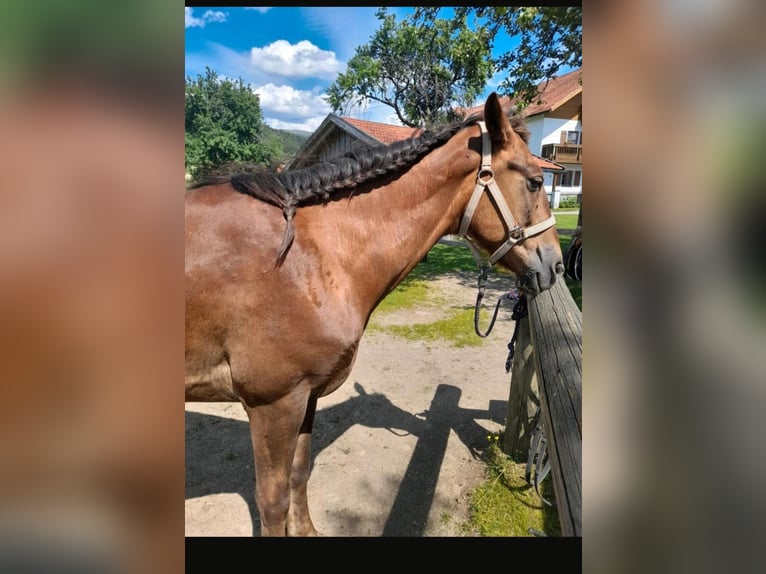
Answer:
[{"left": 527, "top": 176, "right": 544, "bottom": 192}]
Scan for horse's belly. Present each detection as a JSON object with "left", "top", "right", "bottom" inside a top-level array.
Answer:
[{"left": 185, "top": 360, "right": 238, "bottom": 401}]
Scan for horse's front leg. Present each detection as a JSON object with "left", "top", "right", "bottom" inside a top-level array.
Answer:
[
  {"left": 242, "top": 386, "right": 312, "bottom": 536},
  {"left": 287, "top": 395, "right": 318, "bottom": 536}
]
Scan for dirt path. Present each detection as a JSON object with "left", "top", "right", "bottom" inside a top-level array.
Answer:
[{"left": 185, "top": 269, "right": 522, "bottom": 537}]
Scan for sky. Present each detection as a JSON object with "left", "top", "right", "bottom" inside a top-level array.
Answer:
[{"left": 184, "top": 6, "right": 519, "bottom": 132}]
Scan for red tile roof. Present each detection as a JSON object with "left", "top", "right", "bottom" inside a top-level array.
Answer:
[
  {"left": 342, "top": 117, "right": 422, "bottom": 144},
  {"left": 462, "top": 68, "right": 582, "bottom": 119}
]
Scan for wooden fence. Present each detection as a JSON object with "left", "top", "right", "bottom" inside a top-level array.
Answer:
[{"left": 504, "top": 277, "right": 582, "bottom": 536}]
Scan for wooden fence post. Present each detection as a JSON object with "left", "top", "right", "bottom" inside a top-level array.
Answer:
[
  {"left": 503, "top": 316, "right": 539, "bottom": 459},
  {"left": 526, "top": 278, "right": 582, "bottom": 536}
]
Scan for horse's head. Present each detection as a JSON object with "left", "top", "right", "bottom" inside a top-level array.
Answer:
[{"left": 460, "top": 93, "right": 565, "bottom": 296}]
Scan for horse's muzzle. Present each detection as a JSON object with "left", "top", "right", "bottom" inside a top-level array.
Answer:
[{"left": 517, "top": 255, "right": 565, "bottom": 296}]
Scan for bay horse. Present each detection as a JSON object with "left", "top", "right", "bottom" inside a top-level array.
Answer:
[{"left": 185, "top": 92, "right": 564, "bottom": 536}]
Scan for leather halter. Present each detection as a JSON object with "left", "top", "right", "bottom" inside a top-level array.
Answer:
[{"left": 458, "top": 121, "right": 556, "bottom": 268}]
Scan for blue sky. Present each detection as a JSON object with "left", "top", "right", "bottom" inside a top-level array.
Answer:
[{"left": 185, "top": 6, "right": 519, "bottom": 132}]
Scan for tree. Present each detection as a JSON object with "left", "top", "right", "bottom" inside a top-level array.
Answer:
[
  {"left": 413, "top": 7, "right": 582, "bottom": 110},
  {"left": 326, "top": 8, "right": 493, "bottom": 128},
  {"left": 185, "top": 67, "right": 282, "bottom": 177}
]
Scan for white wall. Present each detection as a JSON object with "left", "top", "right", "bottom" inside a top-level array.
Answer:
[
  {"left": 524, "top": 115, "right": 545, "bottom": 156},
  {"left": 541, "top": 117, "right": 581, "bottom": 146}
]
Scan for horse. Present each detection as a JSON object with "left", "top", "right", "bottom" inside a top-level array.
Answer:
[{"left": 185, "top": 92, "right": 564, "bottom": 536}]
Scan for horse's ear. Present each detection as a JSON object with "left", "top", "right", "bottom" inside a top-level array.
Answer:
[{"left": 484, "top": 92, "right": 514, "bottom": 146}]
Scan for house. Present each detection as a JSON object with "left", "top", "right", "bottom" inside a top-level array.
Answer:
[
  {"left": 462, "top": 68, "right": 583, "bottom": 208},
  {"left": 285, "top": 115, "right": 422, "bottom": 169}
]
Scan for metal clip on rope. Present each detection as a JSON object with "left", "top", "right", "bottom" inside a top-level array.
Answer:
[{"left": 504, "top": 291, "right": 526, "bottom": 372}]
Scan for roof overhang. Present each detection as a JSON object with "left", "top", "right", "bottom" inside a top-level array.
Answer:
[{"left": 534, "top": 155, "right": 566, "bottom": 171}]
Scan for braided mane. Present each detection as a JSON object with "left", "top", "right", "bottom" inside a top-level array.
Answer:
[{"left": 190, "top": 111, "right": 529, "bottom": 263}]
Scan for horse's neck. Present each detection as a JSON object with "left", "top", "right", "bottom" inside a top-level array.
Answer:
[{"left": 314, "top": 129, "right": 477, "bottom": 312}]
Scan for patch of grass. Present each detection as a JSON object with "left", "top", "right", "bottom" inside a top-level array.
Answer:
[
  {"left": 410, "top": 242, "right": 478, "bottom": 277},
  {"left": 554, "top": 213, "right": 579, "bottom": 231},
  {"left": 376, "top": 308, "right": 488, "bottom": 347},
  {"left": 410, "top": 241, "right": 511, "bottom": 279},
  {"left": 469, "top": 436, "right": 561, "bottom": 537},
  {"left": 373, "top": 278, "right": 433, "bottom": 315}
]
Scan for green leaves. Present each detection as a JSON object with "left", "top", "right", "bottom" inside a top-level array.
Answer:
[
  {"left": 327, "top": 5, "right": 580, "bottom": 125},
  {"left": 326, "top": 8, "right": 493, "bottom": 128},
  {"left": 185, "top": 68, "right": 282, "bottom": 178},
  {"left": 414, "top": 7, "right": 582, "bottom": 110}
]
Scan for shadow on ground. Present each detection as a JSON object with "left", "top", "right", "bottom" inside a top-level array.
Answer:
[{"left": 185, "top": 382, "right": 507, "bottom": 536}]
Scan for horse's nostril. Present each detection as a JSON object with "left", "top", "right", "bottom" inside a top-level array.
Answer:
[{"left": 555, "top": 262, "right": 565, "bottom": 274}]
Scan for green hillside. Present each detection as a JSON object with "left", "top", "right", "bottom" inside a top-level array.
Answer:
[{"left": 263, "top": 126, "right": 310, "bottom": 162}]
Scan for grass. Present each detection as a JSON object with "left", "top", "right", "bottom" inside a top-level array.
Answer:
[
  {"left": 553, "top": 213, "right": 579, "bottom": 231},
  {"left": 555, "top": 216, "right": 582, "bottom": 311},
  {"left": 372, "top": 278, "right": 433, "bottom": 315},
  {"left": 469, "top": 435, "right": 562, "bottom": 537},
  {"left": 410, "top": 242, "right": 478, "bottom": 277},
  {"left": 372, "top": 308, "right": 488, "bottom": 347}
]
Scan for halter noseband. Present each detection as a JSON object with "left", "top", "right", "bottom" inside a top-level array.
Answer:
[{"left": 458, "top": 120, "right": 556, "bottom": 268}]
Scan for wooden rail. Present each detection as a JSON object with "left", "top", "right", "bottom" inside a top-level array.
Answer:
[
  {"left": 504, "top": 278, "right": 582, "bottom": 536},
  {"left": 541, "top": 143, "right": 582, "bottom": 164}
]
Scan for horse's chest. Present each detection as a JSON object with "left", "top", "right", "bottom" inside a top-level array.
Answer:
[{"left": 315, "top": 340, "right": 360, "bottom": 397}]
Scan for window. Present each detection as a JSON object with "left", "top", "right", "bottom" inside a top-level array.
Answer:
[
  {"left": 560, "top": 130, "right": 581, "bottom": 145},
  {"left": 557, "top": 170, "right": 582, "bottom": 188}
]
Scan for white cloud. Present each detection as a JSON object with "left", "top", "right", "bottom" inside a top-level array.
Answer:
[
  {"left": 250, "top": 40, "right": 342, "bottom": 79},
  {"left": 185, "top": 7, "right": 228, "bottom": 29},
  {"left": 266, "top": 116, "right": 326, "bottom": 133},
  {"left": 185, "top": 7, "right": 200, "bottom": 28},
  {"left": 245, "top": 7, "right": 272, "bottom": 13},
  {"left": 252, "top": 83, "right": 332, "bottom": 132},
  {"left": 202, "top": 10, "right": 227, "bottom": 24},
  {"left": 254, "top": 83, "right": 331, "bottom": 117}
]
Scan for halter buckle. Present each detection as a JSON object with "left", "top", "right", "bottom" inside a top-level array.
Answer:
[
  {"left": 508, "top": 226, "right": 525, "bottom": 241},
  {"left": 477, "top": 264, "right": 490, "bottom": 290}
]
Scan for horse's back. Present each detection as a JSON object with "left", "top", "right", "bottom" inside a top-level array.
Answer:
[{"left": 185, "top": 184, "right": 283, "bottom": 269}]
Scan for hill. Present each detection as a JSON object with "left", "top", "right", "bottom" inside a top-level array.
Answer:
[{"left": 263, "top": 126, "right": 310, "bottom": 159}]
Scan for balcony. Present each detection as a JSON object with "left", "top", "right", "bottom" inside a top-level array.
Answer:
[{"left": 541, "top": 143, "right": 582, "bottom": 164}]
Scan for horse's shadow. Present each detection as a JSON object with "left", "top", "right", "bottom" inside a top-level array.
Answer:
[{"left": 185, "top": 382, "right": 507, "bottom": 536}]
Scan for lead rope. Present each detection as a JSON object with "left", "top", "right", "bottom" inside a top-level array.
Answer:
[
  {"left": 473, "top": 265, "right": 515, "bottom": 338},
  {"left": 525, "top": 405, "right": 553, "bottom": 507},
  {"left": 504, "top": 291, "right": 528, "bottom": 372}
]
